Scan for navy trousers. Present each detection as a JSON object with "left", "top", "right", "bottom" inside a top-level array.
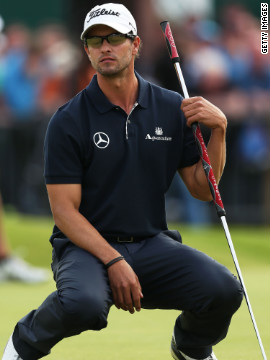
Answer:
[{"left": 13, "top": 230, "right": 243, "bottom": 359}]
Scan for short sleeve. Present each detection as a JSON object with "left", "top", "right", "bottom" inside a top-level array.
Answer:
[{"left": 44, "top": 110, "right": 84, "bottom": 184}]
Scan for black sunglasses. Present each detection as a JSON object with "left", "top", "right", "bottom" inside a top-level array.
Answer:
[{"left": 84, "top": 33, "right": 136, "bottom": 48}]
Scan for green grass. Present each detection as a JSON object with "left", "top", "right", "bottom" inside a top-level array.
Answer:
[{"left": 0, "top": 212, "right": 269, "bottom": 359}]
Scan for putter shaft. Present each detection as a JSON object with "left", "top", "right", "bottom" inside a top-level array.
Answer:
[{"left": 221, "top": 216, "right": 267, "bottom": 360}]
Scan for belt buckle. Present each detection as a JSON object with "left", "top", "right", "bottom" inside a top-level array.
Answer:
[{"left": 117, "top": 236, "right": 134, "bottom": 243}]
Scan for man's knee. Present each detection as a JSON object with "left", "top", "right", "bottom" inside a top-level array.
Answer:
[
  {"left": 208, "top": 269, "right": 243, "bottom": 315},
  {"left": 59, "top": 287, "right": 110, "bottom": 331}
]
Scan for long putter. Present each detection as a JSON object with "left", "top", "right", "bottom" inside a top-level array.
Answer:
[{"left": 160, "top": 21, "right": 267, "bottom": 360}]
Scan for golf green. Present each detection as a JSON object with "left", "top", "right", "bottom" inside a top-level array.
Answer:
[{"left": 0, "top": 213, "right": 269, "bottom": 359}]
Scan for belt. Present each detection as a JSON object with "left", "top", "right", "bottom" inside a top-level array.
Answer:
[{"left": 104, "top": 235, "right": 144, "bottom": 243}]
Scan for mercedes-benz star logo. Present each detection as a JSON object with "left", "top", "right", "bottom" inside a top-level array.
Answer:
[{"left": 93, "top": 132, "right": 110, "bottom": 149}]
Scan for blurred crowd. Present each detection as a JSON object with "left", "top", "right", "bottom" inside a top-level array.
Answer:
[
  {"left": 150, "top": 3, "right": 270, "bottom": 223},
  {"left": 0, "top": 2, "right": 269, "bottom": 223},
  {"left": 0, "top": 21, "right": 95, "bottom": 213}
]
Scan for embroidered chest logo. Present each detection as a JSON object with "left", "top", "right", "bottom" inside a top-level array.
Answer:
[
  {"left": 145, "top": 127, "right": 172, "bottom": 142},
  {"left": 93, "top": 132, "right": 110, "bottom": 149}
]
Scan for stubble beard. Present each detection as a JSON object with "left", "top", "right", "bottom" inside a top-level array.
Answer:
[
  {"left": 97, "top": 63, "right": 126, "bottom": 77},
  {"left": 96, "top": 52, "right": 133, "bottom": 78}
]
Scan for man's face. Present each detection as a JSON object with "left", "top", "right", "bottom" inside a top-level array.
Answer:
[{"left": 84, "top": 25, "right": 140, "bottom": 77}]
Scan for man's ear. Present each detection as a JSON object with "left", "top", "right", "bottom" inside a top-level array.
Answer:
[
  {"left": 132, "top": 36, "right": 141, "bottom": 57},
  {"left": 84, "top": 45, "right": 92, "bottom": 63}
]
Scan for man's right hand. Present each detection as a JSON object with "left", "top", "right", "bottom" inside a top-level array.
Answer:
[{"left": 107, "top": 260, "right": 143, "bottom": 314}]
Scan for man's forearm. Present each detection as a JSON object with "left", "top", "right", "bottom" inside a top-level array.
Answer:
[
  {"left": 52, "top": 205, "right": 143, "bottom": 314},
  {"left": 180, "top": 122, "right": 227, "bottom": 202},
  {"left": 53, "top": 206, "right": 121, "bottom": 265},
  {"left": 192, "top": 125, "right": 226, "bottom": 201},
  {"left": 206, "top": 125, "right": 227, "bottom": 183}
]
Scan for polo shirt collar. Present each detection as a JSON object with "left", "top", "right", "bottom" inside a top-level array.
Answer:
[{"left": 86, "top": 71, "right": 149, "bottom": 114}]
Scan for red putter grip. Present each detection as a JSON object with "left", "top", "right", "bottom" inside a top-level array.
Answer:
[
  {"left": 160, "top": 21, "right": 179, "bottom": 62},
  {"left": 161, "top": 21, "right": 226, "bottom": 218},
  {"left": 192, "top": 124, "right": 226, "bottom": 217}
]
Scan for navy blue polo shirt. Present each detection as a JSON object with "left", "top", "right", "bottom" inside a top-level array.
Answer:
[{"left": 44, "top": 72, "right": 199, "bottom": 238}]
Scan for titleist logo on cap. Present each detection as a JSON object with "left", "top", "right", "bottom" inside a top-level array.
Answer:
[
  {"left": 80, "top": 3, "right": 137, "bottom": 39},
  {"left": 86, "top": 8, "right": 120, "bottom": 23}
]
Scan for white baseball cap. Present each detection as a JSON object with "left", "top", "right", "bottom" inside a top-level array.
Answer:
[{"left": 81, "top": 3, "right": 137, "bottom": 40}]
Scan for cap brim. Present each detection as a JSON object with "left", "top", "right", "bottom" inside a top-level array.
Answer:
[{"left": 81, "top": 21, "right": 134, "bottom": 40}]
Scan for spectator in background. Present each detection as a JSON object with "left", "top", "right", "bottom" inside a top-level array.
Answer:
[
  {"left": 1, "top": 24, "right": 41, "bottom": 120},
  {"left": 0, "top": 191, "right": 49, "bottom": 283},
  {"left": 0, "top": 20, "right": 96, "bottom": 214},
  {"left": 0, "top": 23, "right": 44, "bottom": 212},
  {"left": 36, "top": 24, "right": 81, "bottom": 115},
  {"left": 0, "top": 19, "right": 48, "bottom": 282}
]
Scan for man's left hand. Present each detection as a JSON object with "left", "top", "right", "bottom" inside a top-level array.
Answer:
[{"left": 181, "top": 96, "right": 227, "bottom": 131}]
